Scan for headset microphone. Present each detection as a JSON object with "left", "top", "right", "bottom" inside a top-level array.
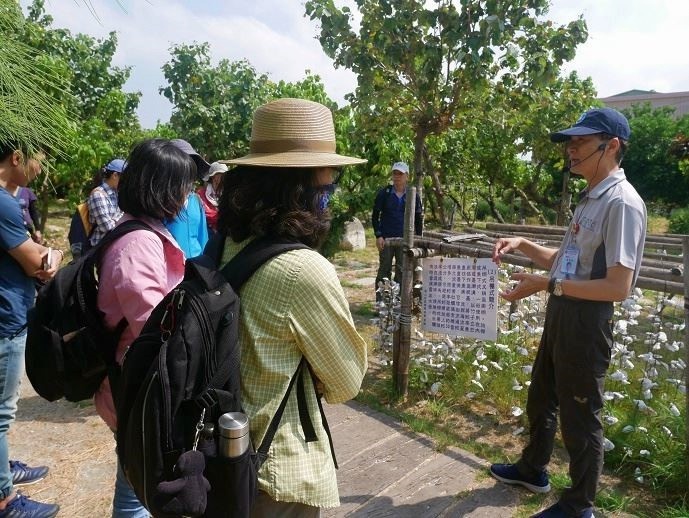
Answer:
[{"left": 567, "top": 142, "right": 607, "bottom": 170}]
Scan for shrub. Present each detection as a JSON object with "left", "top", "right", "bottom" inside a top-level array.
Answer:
[{"left": 668, "top": 206, "right": 689, "bottom": 234}]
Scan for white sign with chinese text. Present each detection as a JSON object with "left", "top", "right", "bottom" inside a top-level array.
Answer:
[{"left": 421, "top": 257, "right": 498, "bottom": 341}]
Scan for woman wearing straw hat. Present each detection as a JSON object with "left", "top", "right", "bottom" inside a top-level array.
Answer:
[{"left": 219, "top": 98, "right": 368, "bottom": 517}]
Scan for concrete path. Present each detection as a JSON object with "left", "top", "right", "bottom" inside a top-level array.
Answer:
[{"left": 323, "top": 400, "right": 522, "bottom": 517}]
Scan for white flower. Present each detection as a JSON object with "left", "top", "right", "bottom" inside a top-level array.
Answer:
[
  {"left": 471, "top": 379, "right": 484, "bottom": 391},
  {"left": 512, "top": 379, "right": 523, "bottom": 391},
  {"left": 603, "top": 415, "right": 619, "bottom": 425},
  {"left": 516, "top": 347, "right": 529, "bottom": 356},
  {"left": 640, "top": 378, "right": 657, "bottom": 391},
  {"left": 665, "top": 341, "right": 681, "bottom": 352},
  {"left": 634, "top": 467, "right": 644, "bottom": 484},
  {"left": 634, "top": 400, "right": 657, "bottom": 416},
  {"left": 609, "top": 370, "right": 628, "bottom": 383},
  {"left": 495, "top": 343, "right": 510, "bottom": 351},
  {"left": 637, "top": 426, "right": 648, "bottom": 433},
  {"left": 489, "top": 361, "right": 503, "bottom": 371},
  {"left": 657, "top": 331, "right": 668, "bottom": 343},
  {"left": 476, "top": 348, "right": 487, "bottom": 361},
  {"left": 639, "top": 449, "right": 650, "bottom": 457},
  {"left": 662, "top": 426, "right": 673, "bottom": 437},
  {"left": 669, "top": 403, "right": 680, "bottom": 417},
  {"left": 522, "top": 365, "right": 533, "bottom": 375},
  {"left": 444, "top": 336, "right": 455, "bottom": 348},
  {"left": 603, "top": 438, "right": 615, "bottom": 452},
  {"left": 511, "top": 406, "right": 523, "bottom": 417},
  {"left": 614, "top": 320, "right": 629, "bottom": 334},
  {"left": 642, "top": 389, "right": 653, "bottom": 400}
]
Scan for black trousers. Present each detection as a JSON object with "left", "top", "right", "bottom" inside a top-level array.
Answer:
[
  {"left": 517, "top": 296, "right": 613, "bottom": 516},
  {"left": 376, "top": 243, "right": 404, "bottom": 288}
]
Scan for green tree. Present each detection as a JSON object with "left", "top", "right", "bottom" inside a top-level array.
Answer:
[
  {"left": 0, "top": 0, "right": 73, "bottom": 158},
  {"left": 161, "top": 43, "right": 274, "bottom": 162},
  {"left": 17, "top": 0, "right": 144, "bottom": 227},
  {"left": 622, "top": 103, "right": 689, "bottom": 208},
  {"left": 305, "top": 0, "right": 588, "bottom": 211}
]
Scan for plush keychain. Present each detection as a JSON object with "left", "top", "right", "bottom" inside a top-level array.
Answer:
[{"left": 154, "top": 450, "right": 211, "bottom": 516}]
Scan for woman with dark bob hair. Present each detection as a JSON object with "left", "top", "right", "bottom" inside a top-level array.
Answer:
[
  {"left": 94, "top": 138, "right": 196, "bottom": 518},
  {"left": 217, "top": 98, "right": 368, "bottom": 517}
]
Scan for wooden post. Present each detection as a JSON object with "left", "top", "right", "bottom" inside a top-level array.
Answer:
[
  {"left": 683, "top": 237, "right": 689, "bottom": 478},
  {"left": 392, "top": 185, "right": 416, "bottom": 397}
]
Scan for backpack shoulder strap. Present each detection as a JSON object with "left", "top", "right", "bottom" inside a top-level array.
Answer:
[
  {"left": 254, "top": 358, "right": 338, "bottom": 469},
  {"left": 93, "top": 220, "right": 154, "bottom": 253},
  {"left": 219, "top": 235, "right": 309, "bottom": 291}
]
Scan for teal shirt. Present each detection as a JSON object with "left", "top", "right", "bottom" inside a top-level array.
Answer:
[{"left": 164, "top": 193, "right": 209, "bottom": 258}]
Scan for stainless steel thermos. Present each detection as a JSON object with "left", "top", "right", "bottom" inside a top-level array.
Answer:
[{"left": 218, "top": 412, "right": 250, "bottom": 458}]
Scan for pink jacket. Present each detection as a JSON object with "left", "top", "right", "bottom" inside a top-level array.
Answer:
[{"left": 94, "top": 215, "right": 186, "bottom": 429}]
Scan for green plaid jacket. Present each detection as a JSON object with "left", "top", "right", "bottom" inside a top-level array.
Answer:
[{"left": 222, "top": 239, "right": 368, "bottom": 508}]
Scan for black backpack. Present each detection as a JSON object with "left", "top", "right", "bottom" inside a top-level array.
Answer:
[
  {"left": 26, "top": 220, "right": 153, "bottom": 403},
  {"left": 67, "top": 201, "right": 93, "bottom": 258},
  {"left": 115, "top": 236, "right": 335, "bottom": 518}
]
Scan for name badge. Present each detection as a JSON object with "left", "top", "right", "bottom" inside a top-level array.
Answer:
[{"left": 561, "top": 245, "right": 579, "bottom": 275}]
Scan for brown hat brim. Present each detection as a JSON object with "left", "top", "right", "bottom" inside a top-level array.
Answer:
[{"left": 220, "top": 151, "right": 367, "bottom": 168}]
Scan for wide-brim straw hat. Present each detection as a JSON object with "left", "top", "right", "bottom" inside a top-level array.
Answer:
[{"left": 222, "top": 98, "right": 367, "bottom": 168}]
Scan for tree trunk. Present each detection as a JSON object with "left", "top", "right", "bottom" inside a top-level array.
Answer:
[
  {"left": 424, "top": 147, "right": 447, "bottom": 228},
  {"left": 514, "top": 186, "right": 546, "bottom": 225}
]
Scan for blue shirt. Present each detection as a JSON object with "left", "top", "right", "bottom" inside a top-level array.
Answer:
[
  {"left": 164, "top": 193, "right": 209, "bottom": 259},
  {"left": 372, "top": 185, "right": 423, "bottom": 238},
  {"left": 0, "top": 188, "right": 34, "bottom": 338}
]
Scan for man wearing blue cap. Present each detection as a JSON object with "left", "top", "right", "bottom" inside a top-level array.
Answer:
[
  {"left": 87, "top": 158, "right": 126, "bottom": 246},
  {"left": 488, "top": 108, "right": 647, "bottom": 518}
]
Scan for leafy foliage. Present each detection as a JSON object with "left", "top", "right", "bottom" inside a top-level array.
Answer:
[
  {"left": 0, "top": 0, "right": 73, "bottom": 158},
  {"left": 16, "top": 0, "right": 145, "bottom": 215},
  {"left": 305, "top": 0, "right": 591, "bottom": 228},
  {"left": 622, "top": 103, "right": 689, "bottom": 207}
]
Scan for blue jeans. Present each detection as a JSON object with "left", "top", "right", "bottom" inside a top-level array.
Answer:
[
  {"left": 0, "top": 333, "right": 26, "bottom": 500},
  {"left": 113, "top": 459, "right": 149, "bottom": 518}
]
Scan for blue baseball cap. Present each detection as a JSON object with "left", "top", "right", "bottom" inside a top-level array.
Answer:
[
  {"left": 550, "top": 108, "right": 631, "bottom": 143},
  {"left": 105, "top": 158, "right": 126, "bottom": 173}
]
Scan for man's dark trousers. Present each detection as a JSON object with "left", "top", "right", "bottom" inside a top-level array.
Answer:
[
  {"left": 376, "top": 242, "right": 404, "bottom": 293},
  {"left": 516, "top": 296, "right": 613, "bottom": 515}
]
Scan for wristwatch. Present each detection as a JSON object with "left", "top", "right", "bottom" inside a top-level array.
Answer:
[{"left": 548, "top": 278, "right": 564, "bottom": 296}]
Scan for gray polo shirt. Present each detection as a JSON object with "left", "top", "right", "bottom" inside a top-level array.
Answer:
[{"left": 550, "top": 169, "right": 646, "bottom": 291}]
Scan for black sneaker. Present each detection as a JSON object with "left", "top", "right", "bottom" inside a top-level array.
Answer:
[
  {"left": 9, "top": 462, "right": 49, "bottom": 487},
  {"left": 0, "top": 493, "right": 59, "bottom": 517},
  {"left": 490, "top": 463, "right": 551, "bottom": 493}
]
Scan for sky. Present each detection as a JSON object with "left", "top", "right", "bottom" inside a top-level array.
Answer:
[{"left": 25, "top": 0, "right": 689, "bottom": 129}]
